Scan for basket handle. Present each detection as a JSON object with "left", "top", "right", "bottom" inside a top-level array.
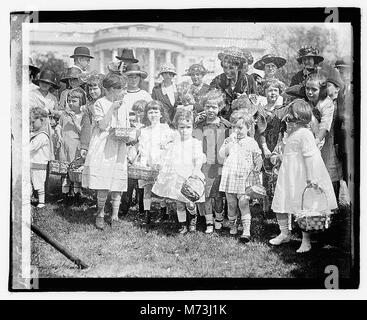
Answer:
[
  {"left": 301, "top": 184, "right": 328, "bottom": 210},
  {"left": 69, "top": 156, "right": 84, "bottom": 167}
]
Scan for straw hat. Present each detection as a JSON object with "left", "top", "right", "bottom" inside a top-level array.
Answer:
[
  {"left": 158, "top": 63, "right": 177, "bottom": 76},
  {"left": 327, "top": 68, "right": 344, "bottom": 88},
  {"left": 32, "top": 70, "right": 60, "bottom": 89},
  {"left": 28, "top": 57, "right": 40, "bottom": 74},
  {"left": 115, "top": 48, "right": 139, "bottom": 63},
  {"left": 70, "top": 47, "right": 94, "bottom": 59},
  {"left": 123, "top": 64, "right": 148, "bottom": 79},
  {"left": 183, "top": 64, "right": 211, "bottom": 76},
  {"left": 296, "top": 45, "right": 324, "bottom": 64},
  {"left": 335, "top": 56, "right": 352, "bottom": 68},
  {"left": 254, "top": 54, "right": 287, "bottom": 70},
  {"left": 218, "top": 47, "right": 254, "bottom": 65}
]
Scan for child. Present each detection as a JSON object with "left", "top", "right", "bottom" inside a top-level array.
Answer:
[
  {"left": 270, "top": 99, "right": 338, "bottom": 253},
  {"left": 30, "top": 107, "right": 52, "bottom": 208},
  {"left": 121, "top": 99, "right": 147, "bottom": 216},
  {"left": 152, "top": 109, "right": 206, "bottom": 234},
  {"left": 193, "top": 89, "right": 231, "bottom": 233},
  {"left": 305, "top": 73, "right": 335, "bottom": 149},
  {"left": 219, "top": 109, "right": 263, "bottom": 243},
  {"left": 58, "top": 88, "right": 87, "bottom": 201},
  {"left": 82, "top": 72, "right": 130, "bottom": 230},
  {"left": 80, "top": 73, "right": 105, "bottom": 158},
  {"left": 59, "top": 67, "right": 83, "bottom": 111},
  {"left": 137, "top": 100, "right": 174, "bottom": 227}
]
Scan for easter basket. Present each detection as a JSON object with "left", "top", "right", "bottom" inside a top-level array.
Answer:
[
  {"left": 128, "top": 164, "right": 159, "bottom": 181},
  {"left": 295, "top": 185, "right": 332, "bottom": 232},
  {"left": 68, "top": 157, "right": 85, "bottom": 183},
  {"left": 109, "top": 107, "right": 137, "bottom": 143},
  {"left": 181, "top": 175, "right": 205, "bottom": 203},
  {"left": 244, "top": 171, "right": 267, "bottom": 199},
  {"left": 48, "top": 160, "right": 69, "bottom": 176}
]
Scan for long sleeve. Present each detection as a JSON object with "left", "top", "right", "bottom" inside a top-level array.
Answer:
[
  {"left": 80, "top": 110, "right": 92, "bottom": 150},
  {"left": 30, "top": 134, "right": 48, "bottom": 153}
]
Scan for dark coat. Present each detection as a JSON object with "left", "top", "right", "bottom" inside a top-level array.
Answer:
[
  {"left": 151, "top": 83, "right": 178, "bottom": 122},
  {"left": 209, "top": 71, "right": 257, "bottom": 120},
  {"left": 290, "top": 70, "right": 307, "bottom": 86},
  {"left": 190, "top": 83, "right": 210, "bottom": 114}
]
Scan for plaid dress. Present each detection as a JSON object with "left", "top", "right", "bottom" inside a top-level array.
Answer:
[{"left": 219, "top": 136, "right": 262, "bottom": 194}]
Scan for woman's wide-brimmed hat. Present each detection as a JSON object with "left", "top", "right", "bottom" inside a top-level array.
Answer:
[
  {"left": 254, "top": 54, "right": 287, "bottom": 70},
  {"left": 32, "top": 70, "right": 60, "bottom": 89},
  {"left": 70, "top": 47, "right": 94, "bottom": 59},
  {"left": 123, "top": 64, "right": 148, "bottom": 79},
  {"left": 296, "top": 45, "right": 324, "bottom": 64},
  {"left": 28, "top": 57, "right": 40, "bottom": 74},
  {"left": 183, "top": 64, "right": 211, "bottom": 76},
  {"left": 335, "top": 56, "right": 352, "bottom": 68},
  {"left": 218, "top": 47, "right": 254, "bottom": 65},
  {"left": 116, "top": 48, "right": 139, "bottom": 63},
  {"left": 158, "top": 63, "right": 177, "bottom": 76},
  {"left": 60, "top": 67, "right": 83, "bottom": 83}
]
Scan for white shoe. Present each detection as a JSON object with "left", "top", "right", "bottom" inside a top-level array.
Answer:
[
  {"left": 189, "top": 225, "right": 197, "bottom": 232},
  {"left": 229, "top": 225, "right": 238, "bottom": 235},
  {"left": 205, "top": 225, "right": 214, "bottom": 234},
  {"left": 214, "top": 221, "right": 222, "bottom": 230},
  {"left": 296, "top": 242, "right": 312, "bottom": 253},
  {"left": 269, "top": 234, "right": 290, "bottom": 245},
  {"left": 37, "top": 203, "right": 45, "bottom": 208}
]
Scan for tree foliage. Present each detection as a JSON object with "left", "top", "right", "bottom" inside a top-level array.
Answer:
[{"left": 263, "top": 25, "right": 341, "bottom": 85}]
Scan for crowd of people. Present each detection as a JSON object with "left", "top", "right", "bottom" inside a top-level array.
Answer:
[{"left": 28, "top": 44, "right": 353, "bottom": 253}]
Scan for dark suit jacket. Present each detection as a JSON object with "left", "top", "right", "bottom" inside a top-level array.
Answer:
[
  {"left": 209, "top": 71, "right": 257, "bottom": 120},
  {"left": 151, "top": 83, "right": 178, "bottom": 122}
]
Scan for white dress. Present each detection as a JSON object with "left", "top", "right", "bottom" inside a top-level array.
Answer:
[
  {"left": 124, "top": 89, "right": 152, "bottom": 112},
  {"left": 152, "top": 136, "right": 205, "bottom": 203},
  {"left": 137, "top": 123, "right": 175, "bottom": 188},
  {"left": 30, "top": 131, "right": 51, "bottom": 190},
  {"left": 82, "top": 97, "right": 129, "bottom": 192},
  {"left": 271, "top": 127, "right": 338, "bottom": 215}
]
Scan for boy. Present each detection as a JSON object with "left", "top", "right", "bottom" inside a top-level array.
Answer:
[
  {"left": 193, "top": 89, "right": 231, "bottom": 233},
  {"left": 30, "top": 107, "right": 52, "bottom": 208}
]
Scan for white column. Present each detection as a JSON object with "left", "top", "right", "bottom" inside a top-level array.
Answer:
[
  {"left": 176, "top": 53, "right": 183, "bottom": 83},
  {"left": 99, "top": 50, "right": 104, "bottom": 73},
  {"left": 149, "top": 48, "right": 155, "bottom": 93},
  {"left": 165, "top": 50, "right": 171, "bottom": 65},
  {"left": 112, "top": 49, "right": 118, "bottom": 61}
]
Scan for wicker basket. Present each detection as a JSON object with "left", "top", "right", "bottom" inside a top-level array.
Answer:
[
  {"left": 128, "top": 164, "right": 159, "bottom": 181},
  {"left": 295, "top": 185, "right": 332, "bottom": 232},
  {"left": 68, "top": 157, "right": 85, "bottom": 183},
  {"left": 48, "top": 160, "right": 69, "bottom": 175},
  {"left": 181, "top": 175, "right": 205, "bottom": 203},
  {"left": 244, "top": 185, "right": 267, "bottom": 199},
  {"left": 110, "top": 127, "right": 137, "bottom": 143}
]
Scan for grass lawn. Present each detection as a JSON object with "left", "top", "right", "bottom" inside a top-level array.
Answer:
[{"left": 30, "top": 176, "right": 352, "bottom": 279}]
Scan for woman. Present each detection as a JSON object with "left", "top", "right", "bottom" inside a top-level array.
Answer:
[
  {"left": 210, "top": 46, "right": 257, "bottom": 120},
  {"left": 290, "top": 45, "right": 324, "bottom": 86},
  {"left": 253, "top": 54, "right": 287, "bottom": 99},
  {"left": 123, "top": 64, "right": 152, "bottom": 112},
  {"left": 152, "top": 63, "right": 178, "bottom": 122},
  {"left": 183, "top": 64, "right": 211, "bottom": 114}
]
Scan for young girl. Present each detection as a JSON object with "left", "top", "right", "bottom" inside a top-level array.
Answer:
[
  {"left": 219, "top": 109, "right": 263, "bottom": 243},
  {"left": 305, "top": 73, "right": 335, "bottom": 150},
  {"left": 270, "top": 99, "right": 338, "bottom": 253},
  {"left": 193, "top": 89, "right": 231, "bottom": 233},
  {"left": 59, "top": 67, "right": 83, "bottom": 111},
  {"left": 121, "top": 99, "right": 147, "bottom": 216},
  {"left": 80, "top": 73, "right": 105, "bottom": 158},
  {"left": 137, "top": 100, "right": 174, "bottom": 227},
  {"left": 82, "top": 72, "right": 130, "bottom": 230},
  {"left": 30, "top": 107, "right": 52, "bottom": 208},
  {"left": 58, "top": 88, "right": 87, "bottom": 201},
  {"left": 152, "top": 109, "right": 206, "bottom": 234}
]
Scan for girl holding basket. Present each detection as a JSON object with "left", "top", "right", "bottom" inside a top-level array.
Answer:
[
  {"left": 82, "top": 73, "right": 130, "bottom": 230},
  {"left": 270, "top": 99, "right": 337, "bottom": 253}
]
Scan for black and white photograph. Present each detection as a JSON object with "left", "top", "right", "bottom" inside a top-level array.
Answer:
[{"left": 8, "top": 6, "right": 361, "bottom": 293}]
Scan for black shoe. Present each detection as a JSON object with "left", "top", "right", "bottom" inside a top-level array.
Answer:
[
  {"left": 157, "top": 207, "right": 169, "bottom": 223},
  {"left": 145, "top": 210, "right": 151, "bottom": 231},
  {"left": 239, "top": 235, "right": 251, "bottom": 244}
]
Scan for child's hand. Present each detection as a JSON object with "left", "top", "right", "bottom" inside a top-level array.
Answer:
[
  {"left": 228, "top": 132, "right": 238, "bottom": 143},
  {"left": 80, "top": 149, "right": 88, "bottom": 158},
  {"left": 306, "top": 180, "right": 319, "bottom": 189},
  {"left": 111, "top": 100, "right": 123, "bottom": 111},
  {"left": 263, "top": 147, "right": 272, "bottom": 158},
  {"left": 270, "top": 155, "right": 277, "bottom": 165}
]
